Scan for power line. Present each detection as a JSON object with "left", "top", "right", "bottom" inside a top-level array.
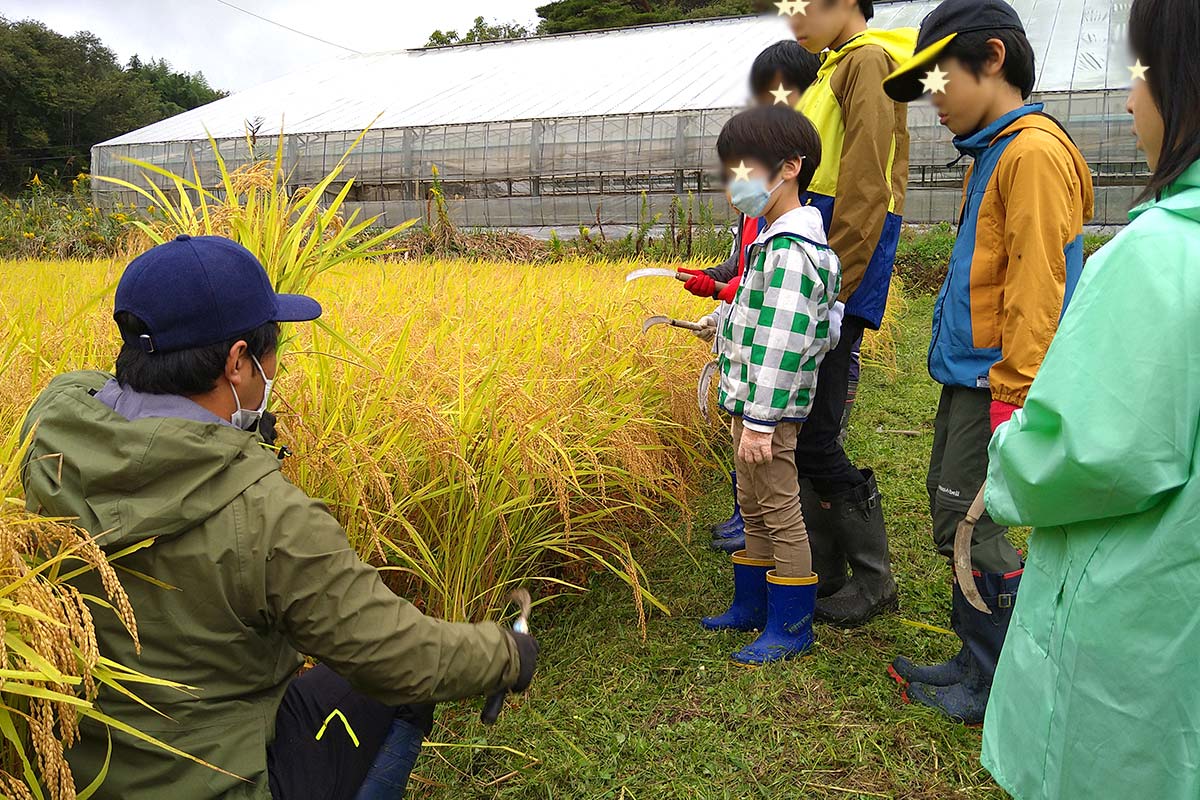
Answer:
[
  {"left": 0, "top": 153, "right": 90, "bottom": 166},
  {"left": 211, "top": 0, "right": 363, "bottom": 54}
]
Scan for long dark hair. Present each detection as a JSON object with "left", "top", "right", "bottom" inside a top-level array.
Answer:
[{"left": 1130, "top": 0, "right": 1200, "bottom": 202}]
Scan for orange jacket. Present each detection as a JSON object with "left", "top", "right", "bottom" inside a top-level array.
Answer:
[{"left": 929, "top": 106, "right": 1095, "bottom": 406}]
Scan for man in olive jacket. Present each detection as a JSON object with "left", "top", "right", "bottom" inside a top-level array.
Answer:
[{"left": 20, "top": 235, "right": 538, "bottom": 799}]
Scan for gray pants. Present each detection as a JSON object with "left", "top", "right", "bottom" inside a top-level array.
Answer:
[{"left": 926, "top": 386, "right": 1023, "bottom": 574}]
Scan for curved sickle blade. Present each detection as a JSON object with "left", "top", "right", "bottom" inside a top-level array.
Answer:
[
  {"left": 511, "top": 588, "right": 532, "bottom": 628},
  {"left": 642, "top": 315, "right": 670, "bottom": 334},
  {"left": 480, "top": 588, "right": 534, "bottom": 726},
  {"left": 625, "top": 268, "right": 680, "bottom": 283},
  {"left": 697, "top": 360, "right": 719, "bottom": 423},
  {"left": 953, "top": 485, "right": 992, "bottom": 614}
]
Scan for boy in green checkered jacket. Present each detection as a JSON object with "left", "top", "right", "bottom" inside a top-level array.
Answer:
[{"left": 701, "top": 105, "right": 844, "bottom": 665}]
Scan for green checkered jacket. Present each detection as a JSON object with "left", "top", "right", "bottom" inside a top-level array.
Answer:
[{"left": 718, "top": 229, "right": 842, "bottom": 431}]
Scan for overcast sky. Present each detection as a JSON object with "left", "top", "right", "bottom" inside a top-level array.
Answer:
[{"left": 2, "top": 0, "right": 544, "bottom": 91}]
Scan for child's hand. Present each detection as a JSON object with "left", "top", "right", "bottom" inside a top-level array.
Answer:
[
  {"left": 678, "top": 268, "right": 718, "bottom": 298},
  {"left": 737, "top": 427, "right": 775, "bottom": 465}
]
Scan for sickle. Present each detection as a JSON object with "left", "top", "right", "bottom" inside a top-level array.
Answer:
[
  {"left": 953, "top": 485, "right": 992, "bottom": 614},
  {"left": 480, "top": 589, "right": 533, "bottom": 725},
  {"left": 697, "top": 360, "right": 720, "bottom": 424},
  {"left": 642, "top": 315, "right": 708, "bottom": 334}
]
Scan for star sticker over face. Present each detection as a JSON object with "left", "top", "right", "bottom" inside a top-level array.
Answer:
[
  {"left": 770, "top": 83, "right": 793, "bottom": 105},
  {"left": 921, "top": 64, "right": 950, "bottom": 95},
  {"left": 1129, "top": 59, "right": 1150, "bottom": 82},
  {"left": 731, "top": 161, "right": 754, "bottom": 183},
  {"left": 775, "top": 0, "right": 810, "bottom": 16}
]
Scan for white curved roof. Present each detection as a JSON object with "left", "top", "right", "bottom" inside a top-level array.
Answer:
[{"left": 98, "top": 0, "right": 1131, "bottom": 148}]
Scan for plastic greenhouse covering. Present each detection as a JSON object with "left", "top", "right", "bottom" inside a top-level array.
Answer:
[{"left": 91, "top": 0, "right": 1142, "bottom": 229}]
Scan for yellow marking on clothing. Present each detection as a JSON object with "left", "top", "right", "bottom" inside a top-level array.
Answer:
[{"left": 315, "top": 709, "right": 360, "bottom": 748}]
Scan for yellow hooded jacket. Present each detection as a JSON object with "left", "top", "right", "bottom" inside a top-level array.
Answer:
[{"left": 798, "top": 27, "right": 917, "bottom": 330}]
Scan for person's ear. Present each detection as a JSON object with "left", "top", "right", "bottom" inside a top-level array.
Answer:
[
  {"left": 984, "top": 38, "right": 1008, "bottom": 79},
  {"left": 225, "top": 341, "right": 249, "bottom": 387},
  {"left": 783, "top": 157, "right": 804, "bottom": 181}
]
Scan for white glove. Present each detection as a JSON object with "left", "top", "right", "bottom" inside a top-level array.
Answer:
[{"left": 693, "top": 313, "right": 718, "bottom": 343}]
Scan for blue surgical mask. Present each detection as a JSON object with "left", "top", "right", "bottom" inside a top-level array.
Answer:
[
  {"left": 230, "top": 355, "right": 274, "bottom": 431},
  {"left": 727, "top": 158, "right": 804, "bottom": 218}
]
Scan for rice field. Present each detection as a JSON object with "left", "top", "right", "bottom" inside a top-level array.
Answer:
[
  {"left": 0, "top": 248, "right": 915, "bottom": 797},
  {"left": 0, "top": 256, "right": 732, "bottom": 624}
]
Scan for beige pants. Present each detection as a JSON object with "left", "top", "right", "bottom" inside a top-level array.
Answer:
[{"left": 731, "top": 417, "right": 812, "bottom": 579}]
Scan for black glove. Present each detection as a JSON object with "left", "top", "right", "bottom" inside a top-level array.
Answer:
[
  {"left": 257, "top": 410, "right": 279, "bottom": 447},
  {"left": 508, "top": 631, "right": 539, "bottom": 693}
]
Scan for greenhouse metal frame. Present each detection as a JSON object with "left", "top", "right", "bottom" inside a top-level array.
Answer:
[{"left": 92, "top": 0, "right": 1144, "bottom": 230}]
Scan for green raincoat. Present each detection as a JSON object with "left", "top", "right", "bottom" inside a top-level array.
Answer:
[
  {"left": 21, "top": 371, "right": 520, "bottom": 798},
  {"left": 981, "top": 160, "right": 1200, "bottom": 799}
]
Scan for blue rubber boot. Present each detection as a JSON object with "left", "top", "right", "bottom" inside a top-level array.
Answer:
[
  {"left": 701, "top": 550, "right": 772, "bottom": 631},
  {"left": 905, "top": 569, "right": 1022, "bottom": 725},
  {"left": 732, "top": 570, "right": 818, "bottom": 665},
  {"left": 710, "top": 472, "right": 747, "bottom": 553},
  {"left": 889, "top": 571, "right": 968, "bottom": 687},
  {"left": 711, "top": 507, "right": 744, "bottom": 539},
  {"left": 709, "top": 471, "right": 742, "bottom": 535},
  {"left": 710, "top": 518, "right": 746, "bottom": 554}
]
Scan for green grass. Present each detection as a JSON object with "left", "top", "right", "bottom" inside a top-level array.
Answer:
[{"left": 412, "top": 295, "right": 1009, "bottom": 800}]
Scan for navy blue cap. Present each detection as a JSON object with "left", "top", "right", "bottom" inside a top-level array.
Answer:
[
  {"left": 114, "top": 235, "right": 322, "bottom": 354},
  {"left": 884, "top": 0, "right": 1026, "bottom": 103}
]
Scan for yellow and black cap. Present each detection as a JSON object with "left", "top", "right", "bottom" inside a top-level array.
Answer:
[{"left": 883, "top": 0, "right": 1025, "bottom": 103}]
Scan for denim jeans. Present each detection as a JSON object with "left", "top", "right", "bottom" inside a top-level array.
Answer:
[{"left": 353, "top": 719, "right": 425, "bottom": 799}]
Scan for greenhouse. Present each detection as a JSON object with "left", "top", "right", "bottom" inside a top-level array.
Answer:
[{"left": 91, "top": 0, "right": 1142, "bottom": 230}]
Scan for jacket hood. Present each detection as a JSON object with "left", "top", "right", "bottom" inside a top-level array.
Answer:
[
  {"left": 755, "top": 205, "right": 828, "bottom": 246},
  {"left": 956, "top": 104, "right": 1096, "bottom": 222},
  {"left": 1131, "top": 159, "right": 1200, "bottom": 224},
  {"left": 829, "top": 27, "right": 918, "bottom": 69},
  {"left": 21, "top": 371, "right": 281, "bottom": 547}
]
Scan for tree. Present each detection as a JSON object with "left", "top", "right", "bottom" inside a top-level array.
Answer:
[
  {"left": 534, "top": 0, "right": 765, "bottom": 34},
  {"left": 126, "top": 57, "right": 226, "bottom": 118},
  {"left": 0, "top": 16, "right": 225, "bottom": 193},
  {"left": 426, "top": 16, "right": 531, "bottom": 47}
]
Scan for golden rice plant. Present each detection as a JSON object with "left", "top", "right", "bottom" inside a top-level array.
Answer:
[
  {"left": 279, "top": 259, "right": 721, "bottom": 621},
  {"left": 94, "top": 125, "right": 415, "bottom": 304},
  {"left": 860, "top": 277, "right": 909, "bottom": 379}
]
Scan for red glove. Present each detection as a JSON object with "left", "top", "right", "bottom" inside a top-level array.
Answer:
[
  {"left": 717, "top": 276, "right": 741, "bottom": 304},
  {"left": 990, "top": 400, "right": 1020, "bottom": 433},
  {"left": 678, "top": 268, "right": 717, "bottom": 299}
]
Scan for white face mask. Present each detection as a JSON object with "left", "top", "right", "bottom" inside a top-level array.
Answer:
[{"left": 230, "top": 355, "right": 273, "bottom": 431}]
